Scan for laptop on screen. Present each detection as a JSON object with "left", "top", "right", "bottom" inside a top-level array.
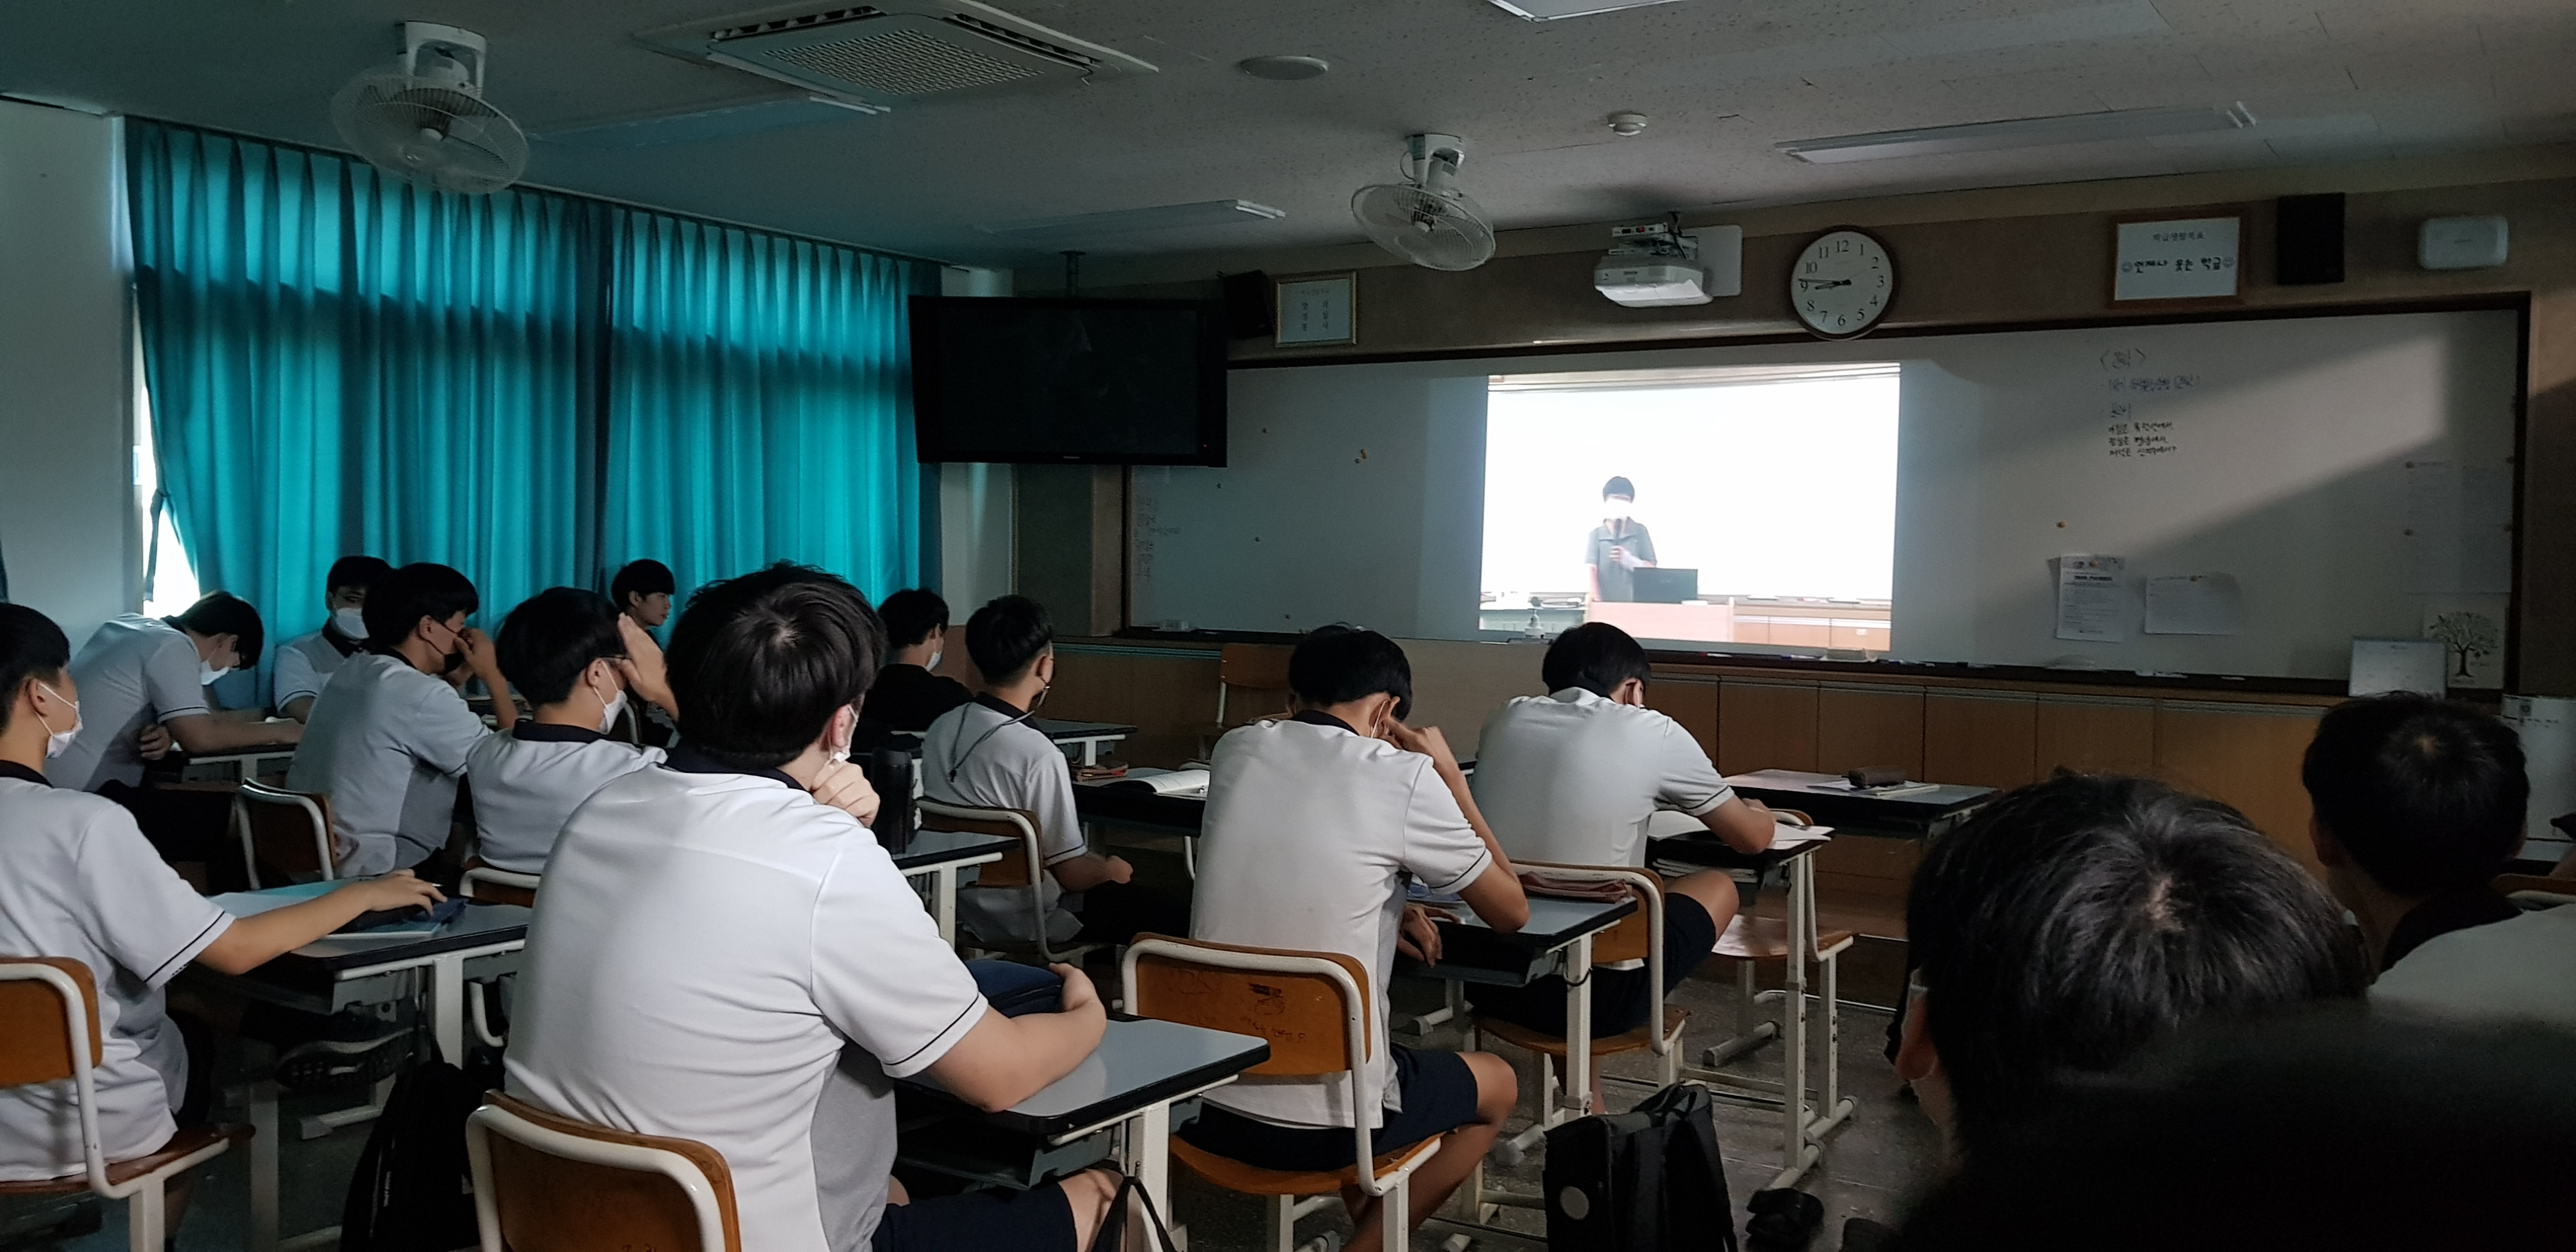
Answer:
[{"left": 1630, "top": 568, "right": 1698, "bottom": 603}]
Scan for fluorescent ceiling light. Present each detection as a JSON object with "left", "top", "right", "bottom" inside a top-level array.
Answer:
[
  {"left": 1488, "top": 0, "right": 1685, "bottom": 19},
  {"left": 1779, "top": 102, "right": 2255, "bottom": 164},
  {"left": 980, "top": 200, "right": 1286, "bottom": 243}
]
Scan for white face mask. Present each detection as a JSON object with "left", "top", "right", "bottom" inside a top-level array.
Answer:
[
  {"left": 199, "top": 661, "right": 232, "bottom": 687},
  {"left": 33, "top": 682, "right": 81, "bottom": 759},
  {"left": 331, "top": 607, "right": 369, "bottom": 640},
  {"left": 596, "top": 687, "right": 628, "bottom": 735},
  {"left": 827, "top": 705, "right": 858, "bottom": 765},
  {"left": 1604, "top": 501, "right": 1633, "bottom": 520},
  {"left": 925, "top": 650, "right": 942, "bottom": 671}
]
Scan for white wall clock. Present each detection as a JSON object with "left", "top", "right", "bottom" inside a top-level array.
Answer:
[{"left": 1790, "top": 228, "right": 1895, "bottom": 339}]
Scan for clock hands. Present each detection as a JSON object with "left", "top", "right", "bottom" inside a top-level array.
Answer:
[{"left": 1796, "top": 278, "right": 1854, "bottom": 289}]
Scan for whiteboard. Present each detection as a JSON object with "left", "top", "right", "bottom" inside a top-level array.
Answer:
[{"left": 1130, "top": 308, "right": 2521, "bottom": 681}]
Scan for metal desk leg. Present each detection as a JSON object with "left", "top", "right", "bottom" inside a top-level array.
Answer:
[
  {"left": 1773, "top": 856, "right": 1817, "bottom": 1188},
  {"left": 1079, "top": 739, "right": 1103, "bottom": 768},
  {"left": 933, "top": 865, "right": 958, "bottom": 946},
  {"left": 249, "top": 1079, "right": 281, "bottom": 1252},
  {"left": 1563, "top": 933, "right": 1594, "bottom": 1119},
  {"left": 431, "top": 954, "right": 466, "bottom": 1066}
]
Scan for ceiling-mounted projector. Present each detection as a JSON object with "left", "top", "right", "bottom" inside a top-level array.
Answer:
[{"left": 1595, "top": 220, "right": 1740, "bottom": 307}]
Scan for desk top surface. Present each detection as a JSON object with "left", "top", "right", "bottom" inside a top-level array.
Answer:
[
  {"left": 891, "top": 828, "right": 1016, "bottom": 871},
  {"left": 907, "top": 1016, "right": 1269, "bottom": 1139},
  {"left": 212, "top": 886, "right": 530, "bottom": 974},
  {"left": 1442, "top": 895, "right": 1636, "bottom": 948},
  {"left": 1032, "top": 718, "right": 1137, "bottom": 740}
]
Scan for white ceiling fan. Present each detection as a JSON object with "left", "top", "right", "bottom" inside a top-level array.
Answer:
[
  {"left": 1350, "top": 133, "right": 1497, "bottom": 272},
  {"left": 330, "top": 22, "right": 529, "bottom": 195}
]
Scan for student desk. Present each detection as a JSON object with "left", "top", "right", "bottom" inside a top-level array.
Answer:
[
  {"left": 891, "top": 828, "right": 1015, "bottom": 944},
  {"left": 898, "top": 1016, "right": 1270, "bottom": 1221},
  {"left": 177, "top": 745, "right": 299, "bottom": 783},
  {"left": 1034, "top": 717, "right": 1135, "bottom": 767},
  {"left": 1647, "top": 823, "right": 1855, "bottom": 1189},
  {"left": 190, "top": 890, "right": 529, "bottom": 1252},
  {"left": 1398, "top": 895, "right": 1637, "bottom": 1125}
]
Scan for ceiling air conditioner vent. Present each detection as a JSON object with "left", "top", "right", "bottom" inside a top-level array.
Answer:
[{"left": 639, "top": 1, "right": 1153, "bottom": 111}]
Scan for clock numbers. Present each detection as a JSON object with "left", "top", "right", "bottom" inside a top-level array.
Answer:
[{"left": 1789, "top": 229, "right": 1893, "bottom": 339}]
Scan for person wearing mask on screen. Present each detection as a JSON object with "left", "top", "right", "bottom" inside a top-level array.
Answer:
[
  {"left": 274, "top": 556, "right": 394, "bottom": 723},
  {"left": 1585, "top": 476, "right": 1658, "bottom": 604}
]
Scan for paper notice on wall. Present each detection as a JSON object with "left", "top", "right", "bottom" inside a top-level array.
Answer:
[
  {"left": 2054, "top": 554, "right": 2130, "bottom": 643},
  {"left": 2143, "top": 573, "right": 2244, "bottom": 635},
  {"left": 2407, "top": 460, "right": 2514, "bottom": 594}
]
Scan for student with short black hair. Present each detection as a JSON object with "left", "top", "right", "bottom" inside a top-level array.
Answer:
[
  {"left": 920, "top": 595, "right": 1153, "bottom": 945},
  {"left": 862, "top": 587, "right": 971, "bottom": 734},
  {"left": 1584, "top": 475, "right": 1658, "bottom": 603},
  {"left": 610, "top": 559, "right": 677, "bottom": 632},
  {"left": 465, "top": 589, "right": 678, "bottom": 874},
  {"left": 289, "top": 563, "right": 517, "bottom": 876},
  {"left": 2297, "top": 695, "right": 2570, "bottom": 1023},
  {"left": 1184, "top": 627, "right": 1528, "bottom": 1252},
  {"left": 274, "top": 555, "right": 395, "bottom": 722},
  {"left": 0, "top": 602, "right": 442, "bottom": 1184},
  {"left": 53, "top": 591, "right": 300, "bottom": 797},
  {"left": 1468, "top": 622, "right": 1776, "bottom": 1039},
  {"left": 507, "top": 564, "right": 1119, "bottom": 1252},
  {"left": 1895, "top": 774, "right": 2363, "bottom": 1157}
]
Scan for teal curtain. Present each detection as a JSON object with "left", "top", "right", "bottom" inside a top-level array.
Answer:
[
  {"left": 128, "top": 119, "right": 933, "bottom": 678},
  {"left": 128, "top": 120, "right": 600, "bottom": 656},
  {"left": 604, "top": 209, "right": 934, "bottom": 605}
]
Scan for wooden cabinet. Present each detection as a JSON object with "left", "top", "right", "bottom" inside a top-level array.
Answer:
[
  {"left": 2154, "top": 701, "right": 2325, "bottom": 873},
  {"left": 1717, "top": 679, "right": 1819, "bottom": 775},
  {"left": 1924, "top": 690, "right": 2039, "bottom": 792},
  {"left": 2034, "top": 694, "right": 2158, "bottom": 777},
  {"left": 1817, "top": 683, "right": 1926, "bottom": 779},
  {"left": 1644, "top": 679, "right": 1719, "bottom": 758}
]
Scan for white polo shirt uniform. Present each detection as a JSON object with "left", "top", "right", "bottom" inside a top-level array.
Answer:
[
  {"left": 53, "top": 615, "right": 211, "bottom": 793},
  {"left": 272, "top": 625, "right": 364, "bottom": 712},
  {"left": 465, "top": 724, "right": 665, "bottom": 874},
  {"left": 0, "top": 763, "right": 232, "bottom": 1179},
  {"left": 1470, "top": 686, "right": 1736, "bottom": 869},
  {"left": 288, "top": 653, "right": 491, "bottom": 876},
  {"left": 2371, "top": 904, "right": 2576, "bottom": 1030},
  {"left": 1191, "top": 714, "right": 1493, "bottom": 1130},
  {"left": 505, "top": 750, "right": 987, "bottom": 1252},
  {"left": 920, "top": 696, "right": 1086, "bottom": 945}
]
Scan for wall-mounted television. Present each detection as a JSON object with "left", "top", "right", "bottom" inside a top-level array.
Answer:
[{"left": 910, "top": 296, "right": 1227, "bottom": 465}]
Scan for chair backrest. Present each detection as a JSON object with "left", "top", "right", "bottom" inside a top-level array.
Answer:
[
  {"left": 0, "top": 958, "right": 98, "bottom": 1089},
  {"left": 1217, "top": 643, "right": 1294, "bottom": 727},
  {"left": 235, "top": 782, "right": 336, "bottom": 887},
  {"left": 468, "top": 1092, "right": 741, "bottom": 1252},
  {"left": 1123, "top": 934, "right": 1371, "bottom": 1077},
  {"left": 917, "top": 799, "right": 1042, "bottom": 889},
  {"left": 460, "top": 862, "right": 540, "bottom": 908}
]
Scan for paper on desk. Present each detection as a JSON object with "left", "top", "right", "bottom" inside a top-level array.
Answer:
[
  {"left": 2143, "top": 573, "right": 2243, "bottom": 636},
  {"left": 2054, "top": 555, "right": 2129, "bottom": 643}
]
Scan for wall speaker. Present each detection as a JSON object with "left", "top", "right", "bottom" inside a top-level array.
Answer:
[
  {"left": 2275, "top": 193, "right": 2345, "bottom": 286},
  {"left": 1220, "top": 270, "right": 1274, "bottom": 339}
]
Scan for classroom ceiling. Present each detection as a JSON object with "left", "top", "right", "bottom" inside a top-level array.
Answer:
[{"left": 3, "top": 0, "right": 2571, "bottom": 266}]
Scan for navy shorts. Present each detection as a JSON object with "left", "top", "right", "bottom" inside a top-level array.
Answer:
[
  {"left": 1466, "top": 892, "right": 1716, "bottom": 1038},
  {"left": 872, "top": 1184, "right": 1075, "bottom": 1252},
  {"left": 1176, "top": 1047, "right": 1482, "bottom": 1173}
]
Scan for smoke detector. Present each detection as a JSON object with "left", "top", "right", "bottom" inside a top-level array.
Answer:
[{"left": 638, "top": 3, "right": 1155, "bottom": 111}]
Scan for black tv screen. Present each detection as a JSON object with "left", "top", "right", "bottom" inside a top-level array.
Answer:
[{"left": 910, "top": 297, "right": 1227, "bottom": 465}]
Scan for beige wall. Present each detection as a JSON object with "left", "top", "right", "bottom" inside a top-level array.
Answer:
[{"left": 1026, "top": 146, "right": 2576, "bottom": 692}]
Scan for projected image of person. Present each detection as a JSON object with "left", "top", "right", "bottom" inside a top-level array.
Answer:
[{"left": 1584, "top": 476, "right": 1659, "bottom": 603}]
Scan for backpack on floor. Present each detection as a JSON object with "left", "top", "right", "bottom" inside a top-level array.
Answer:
[
  {"left": 338, "top": 1052, "right": 503, "bottom": 1252},
  {"left": 1544, "top": 1081, "right": 1740, "bottom": 1252}
]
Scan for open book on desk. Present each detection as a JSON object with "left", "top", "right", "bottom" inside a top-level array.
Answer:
[{"left": 1079, "top": 766, "right": 1210, "bottom": 799}]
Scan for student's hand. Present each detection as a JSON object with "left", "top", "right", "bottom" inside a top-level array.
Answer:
[
  {"left": 1396, "top": 903, "right": 1446, "bottom": 964},
  {"left": 138, "top": 724, "right": 173, "bottom": 761},
  {"left": 460, "top": 627, "right": 502, "bottom": 678},
  {"left": 811, "top": 759, "right": 882, "bottom": 826},
  {"left": 1385, "top": 721, "right": 1462, "bottom": 775},
  {"left": 339, "top": 871, "right": 447, "bottom": 915},
  {"left": 1050, "top": 963, "right": 1104, "bottom": 1019},
  {"left": 616, "top": 617, "right": 677, "bottom": 714},
  {"left": 1102, "top": 855, "right": 1134, "bottom": 886}
]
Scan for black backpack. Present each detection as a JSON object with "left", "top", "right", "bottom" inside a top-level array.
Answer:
[
  {"left": 1544, "top": 1081, "right": 1739, "bottom": 1252},
  {"left": 338, "top": 1053, "right": 503, "bottom": 1252}
]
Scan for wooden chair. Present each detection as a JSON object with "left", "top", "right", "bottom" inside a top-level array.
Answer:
[
  {"left": 232, "top": 781, "right": 337, "bottom": 888},
  {"left": 918, "top": 797, "right": 1100, "bottom": 965},
  {"left": 460, "top": 861, "right": 541, "bottom": 908},
  {"left": 0, "top": 958, "right": 253, "bottom": 1252},
  {"left": 1124, "top": 934, "right": 1442, "bottom": 1252},
  {"left": 1202, "top": 643, "right": 1294, "bottom": 751},
  {"left": 467, "top": 1091, "right": 741, "bottom": 1252},
  {"left": 1472, "top": 864, "right": 1687, "bottom": 1152},
  {"left": 2495, "top": 873, "right": 2576, "bottom": 910}
]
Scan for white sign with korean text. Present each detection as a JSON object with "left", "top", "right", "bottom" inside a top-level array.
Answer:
[{"left": 2114, "top": 216, "right": 2240, "bottom": 301}]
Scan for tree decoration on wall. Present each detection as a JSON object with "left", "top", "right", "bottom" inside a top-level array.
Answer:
[{"left": 2425, "top": 611, "right": 2501, "bottom": 683}]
